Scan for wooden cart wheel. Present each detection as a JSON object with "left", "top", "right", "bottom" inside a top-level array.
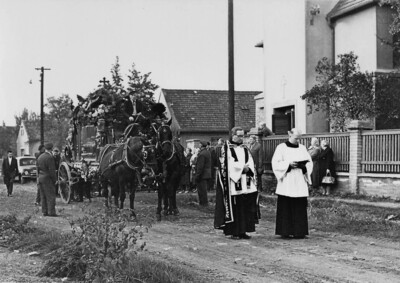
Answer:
[{"left": 58, "top": 162, "right": 72, "bottom": 204}]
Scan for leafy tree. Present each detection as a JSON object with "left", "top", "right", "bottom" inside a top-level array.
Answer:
[
  {"left": 45, "top": 94, "right": 73, "bottom": 149},
  {"left": 14, "top": 108, "right": 39, "bottom": 130},
  {"left": 110, "top": 56, "right": 123, "bottom": 88},
  {"left": 302, "top": 53, "right": 376, "bottom": 132},
  {"left": 110, "top": 56, "right": 125, "bottom": 99},
  {"left": 0, "top": 127, "right": 17, "bottom": 157},
  {"left": 381, "top": 0, "right": 400, "bottom": 35},
  {"left": 45, "top": 94, "right": 73, "bottom": 123},
  {"left": 374, "top": 74, "right": 400, "bottom": 128},
  {"left": 127, "top": 62, "right": 158, "bottom": 99}
]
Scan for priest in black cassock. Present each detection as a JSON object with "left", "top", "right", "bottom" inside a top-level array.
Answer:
[
  {"left": 214, "top": 126, "right": 259, "bottom": 240},
  {"left": 272, "top": 128, "right": 313, "bottom": 239}
]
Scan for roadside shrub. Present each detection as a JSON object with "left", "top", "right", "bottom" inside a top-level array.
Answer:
[
  {"left": 0, "top": 214, "right": 33, "bottom": 247},
  {"left": 38, "top": 207, "right": 146, "bottom": 282}
]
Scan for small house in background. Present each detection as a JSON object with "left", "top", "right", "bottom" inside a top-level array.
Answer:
[
  {"left": 155, "top": 89, "right": 261, "bottom": 150},
  {"left": 16, "top": 120, "right": 41, "bottom": 157}
]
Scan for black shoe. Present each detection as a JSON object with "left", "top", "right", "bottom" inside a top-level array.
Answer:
[
  {"left": 43, "top": 213, "right": 48, "bottom": 216},
  {"left": 293, "top": 235, "right": 306, "bottom": 239},
  {"left": 280, "top": 235, "right": 291, "bottom": 239},
  {"left": 47, "top": 214, "right": 58, "bottom": 217},
  {"left": 240, "top": 233, "right": 251, "bottom": 240},
  {"left": 231, "top": 235, "right": 241, "bottom": 240}
]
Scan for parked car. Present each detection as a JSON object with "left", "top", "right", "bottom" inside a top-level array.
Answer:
[{"left": 16, "top": 156, "right": 37, "bottom": 184}]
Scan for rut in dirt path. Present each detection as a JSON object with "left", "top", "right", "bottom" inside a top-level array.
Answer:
[{"left": 142, "top": 205, "right": 400, "bottom": 283}]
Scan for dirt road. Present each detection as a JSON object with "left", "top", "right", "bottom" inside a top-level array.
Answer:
[{"left": 1, "top": 183, "right": 400, "bottom": 283}]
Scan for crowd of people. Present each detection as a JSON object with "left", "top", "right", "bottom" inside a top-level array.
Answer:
[{"left": 2, "top": 123, "right": 335, "bottom": 241}]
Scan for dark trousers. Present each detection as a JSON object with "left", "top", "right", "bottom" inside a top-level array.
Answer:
[
  {"left": 39, "top": 178, "right": 56, "bottom": 216},
  {"left": 196, "top": 179, "right": 209, "bottom": 206},
  {"left": 78, "top": 180, "right": 91, "bottom": 202},
  {"left": 4, "top": 177, "right": 14, "bottom": 196},
  {"left": 257, "top": 173, "right": 263, "bottom": 192},
  {"left": 36, "top": 183, "right": 41, "bottom": 203}
]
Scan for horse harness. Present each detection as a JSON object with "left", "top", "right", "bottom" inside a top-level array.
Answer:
[
  {"left": 155, "top": 124, "right": 176, "bottom": 162},
  {"left": 99, "top": 137, "right": 145, "bottom": 174}
]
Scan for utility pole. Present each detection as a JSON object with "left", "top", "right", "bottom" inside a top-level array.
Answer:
[
  {"left": 228, "top": 0, "right": 235, "bottom": 130},
  {"left": 35, "top": 67, "right": 51, "bottom": 146}
]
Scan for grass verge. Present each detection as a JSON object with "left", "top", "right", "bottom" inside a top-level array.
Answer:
[
  {"left": 0, "top": 207, "right": 206, "bottom": 283},
  {"left": 258, "top": 195, "right": 400, "bottom": 241}
]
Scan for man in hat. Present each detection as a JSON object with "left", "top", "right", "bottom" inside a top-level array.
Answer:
[
  {"left": 37, "top": 143, "right": 58, "bottom": 216},
  {"left": 2, "top": 150, "right": 19, "bottom": 197},
  {"left": 195, "top": 141, "right": 212, "bottom": 206}
]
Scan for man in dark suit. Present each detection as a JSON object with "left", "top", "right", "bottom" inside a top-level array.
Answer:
[
  {"left": 53, "top": 147, "right": 61, "bottom": 195},
  {"left": 249, "top": 135, "right": 264, "bottom": 192},
  {"left": 34, "top": 145, "right": 45, "bottom": 205},
  {"left": 37, "top": 143, "right": 57, "bottom": 216},
  {"left": 195, "top": 141, "right": 212, "bottom": 206},
  {"left": 207, "top": 142, "right": 218, "bottom": 191},
  {"left": 2, "top": 150, "right": 19, "bottom": 197}
]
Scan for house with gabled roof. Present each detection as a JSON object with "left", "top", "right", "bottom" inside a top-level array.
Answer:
[
  {"left": 258, "top": 0, "right": 398, "bottom": 134},
  {"left": 16, "top": 120, "right": 42, "bottom": 157},
  {"left": 155, "top": 89, "right": 261, "bottom": 148}
]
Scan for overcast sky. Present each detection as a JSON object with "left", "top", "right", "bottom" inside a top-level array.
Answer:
[{"left": 0, "top": 0, "right": 265, "bottom": 126}]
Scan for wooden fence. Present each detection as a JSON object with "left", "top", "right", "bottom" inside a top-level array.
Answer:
[
  {"left": 361, "top": 130, "right": 400, "bottom": 173},
  {"left": 262, "top": 130, "right": 400, "bottom": 174},
  {"left": 261, "top": 132, "right": 350, "bottom": 172}
]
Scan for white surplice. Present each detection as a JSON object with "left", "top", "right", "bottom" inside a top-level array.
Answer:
[
  {"left": 225, "top": 142, "right": 257, "bottom": 196},
  {"left": 272, "top": 142, "right": 313, "bottom": 197}
]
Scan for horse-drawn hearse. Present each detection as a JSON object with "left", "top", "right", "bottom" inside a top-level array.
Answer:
[{"left": 57, "top": 84, "right": 185, "bottom": 220}]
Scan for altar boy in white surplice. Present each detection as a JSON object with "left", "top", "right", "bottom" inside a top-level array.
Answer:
[{"left": 272, "top": 128, "right": 312, "bottom": 239}]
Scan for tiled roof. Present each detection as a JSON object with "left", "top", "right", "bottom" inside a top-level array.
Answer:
[
  {"left": 162, "top": 89, "right": 261, "bottom": 132},
  {"left": 23, "top": 120, "right": 41, "bottom": 142},
  {"left": 327, "top": 0, "right": 377, "bottom": 22}
]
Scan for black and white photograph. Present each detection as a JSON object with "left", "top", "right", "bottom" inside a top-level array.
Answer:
[{"left": 1, "top": 0, "right": 400, "bottom": 282}]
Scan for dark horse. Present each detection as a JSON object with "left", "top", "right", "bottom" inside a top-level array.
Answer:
[
  {"left": 98, "top": 131, "right": 150, "bottom": 216},
  {"left": 155, "top": 124, "right": 185, "bottom": 220}
]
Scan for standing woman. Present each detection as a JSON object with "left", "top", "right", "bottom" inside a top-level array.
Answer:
[
  {"left": 319, "top": 140, "right": 336, "bottom": 196},
  {"left": 307, "top": 138, "right": 321, "bottom": 191},
  {"left": 272, "top": 128, "right": 312, "bottom": 239}
]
